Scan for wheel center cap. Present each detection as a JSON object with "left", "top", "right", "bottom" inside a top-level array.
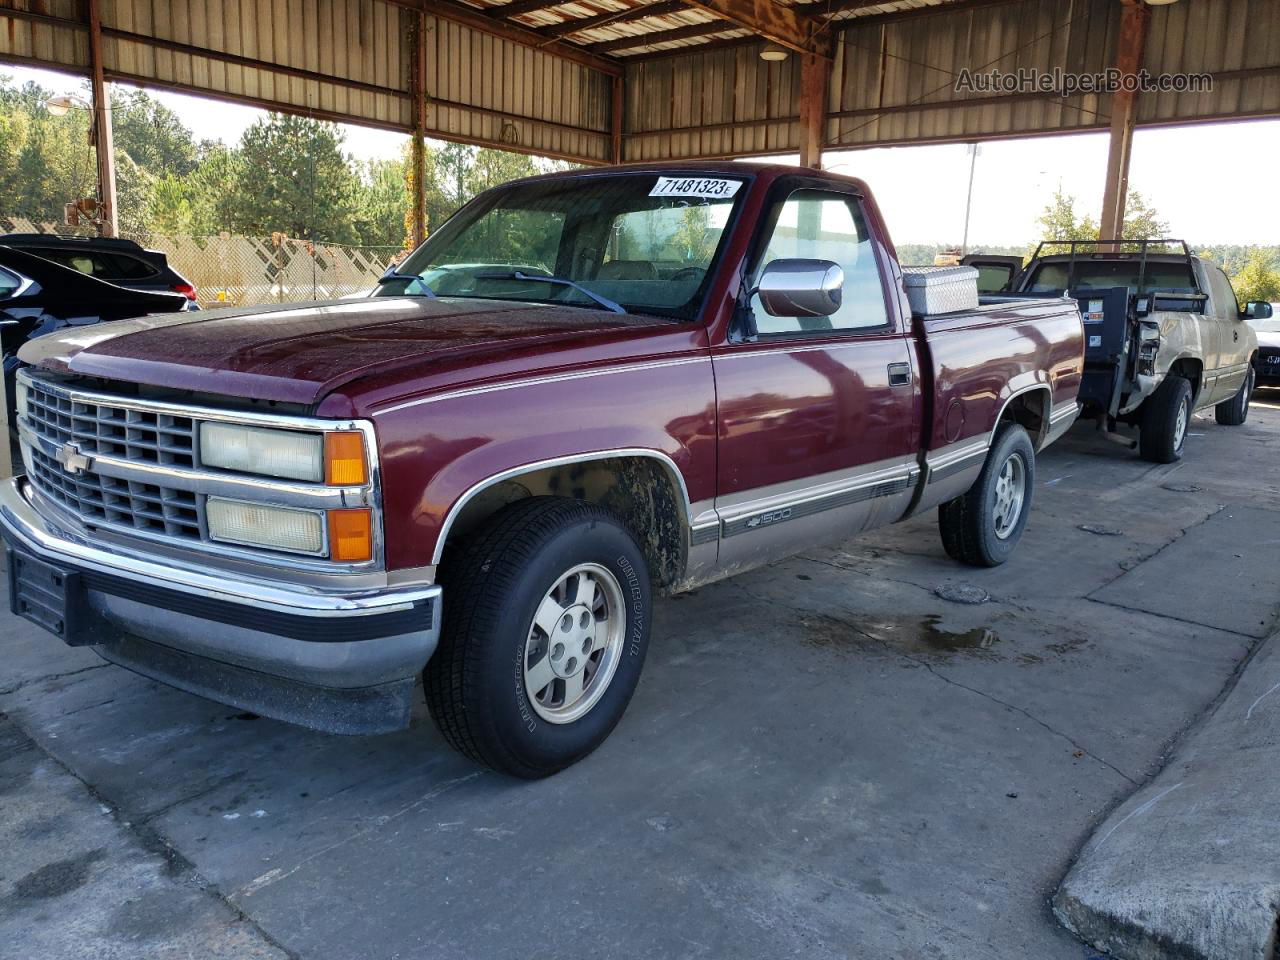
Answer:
[{"left": 548, "top": 604, "right": 594, "bottom": 679}]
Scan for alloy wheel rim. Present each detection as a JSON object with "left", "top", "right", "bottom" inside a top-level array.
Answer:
[
  {"left": 992, "top": 452, "right": 1026, "bottom": 540},
  {"left": 523, "top": 562, "right": 626, "bottom": 725},
  {"left": 1173, "top": 397, "right": 1189, "bottom": 450}
]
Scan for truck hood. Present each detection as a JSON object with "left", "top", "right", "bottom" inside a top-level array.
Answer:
[{"left": 18, "top": 296, "right": 676, "bottom": 407}]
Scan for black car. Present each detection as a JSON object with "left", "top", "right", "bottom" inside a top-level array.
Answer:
[
  {"left": 0, "top": 245, "right": 188, "bottom": 423},
  {"left": 1251, "top": 314, "right": 1280, "bottom": 388},
  {"left": 0, "top": 234, "right": 198, "bottom": 307}
]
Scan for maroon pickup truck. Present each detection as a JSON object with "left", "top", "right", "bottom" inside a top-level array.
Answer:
[{"left": 2, "top": 163, "right": 1082, "bottom": 777}]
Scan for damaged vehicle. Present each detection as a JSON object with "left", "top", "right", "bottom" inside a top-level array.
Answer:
[
  {"left": 0, "top": 245, "right": 187, "bottom": 424},
  {"left": 1, "top": 164, "right": 1083, "bottom": 777},
  {"left": 1011, "top": 240, "right": 1260, "bottom": 462}
]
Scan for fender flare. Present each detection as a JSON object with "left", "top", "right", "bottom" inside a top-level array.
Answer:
[
  {"left": 430, "top": 447, "right": 694, "bottom": 566},
  {"left": 990, "top": 383, "right": 1054, "bottom": 450}
]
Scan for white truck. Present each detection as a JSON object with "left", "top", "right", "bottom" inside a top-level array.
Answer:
[{"left": 995, "top": 240, "right": 1262, "bottom": 463}]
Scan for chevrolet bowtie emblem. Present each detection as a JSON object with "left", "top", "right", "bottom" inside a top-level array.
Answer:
[{"left": 55, "top": 442, "right": 91, "bottom": 476}]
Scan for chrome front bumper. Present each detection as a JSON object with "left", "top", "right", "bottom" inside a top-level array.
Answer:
[{"left": 0, "top": 477, "right": 441, "bottom": 733}]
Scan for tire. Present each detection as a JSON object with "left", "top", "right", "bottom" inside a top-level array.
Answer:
[
  {"left": 1215, "top": 365, "right": 1254, "bottom": 426},
  {"left": 937, "top": 423, "right": 1036, "bottom": 568},
  {"left": 1138, "top": 376, "right": 1192, "bottom": 463},
  {"left": 425, "top": 497, "right": 652, "bottom": 779}
]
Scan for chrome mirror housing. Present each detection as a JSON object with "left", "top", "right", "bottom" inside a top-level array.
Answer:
[{"left": 754, "top": 259, "right": 844, "bottom": 318}]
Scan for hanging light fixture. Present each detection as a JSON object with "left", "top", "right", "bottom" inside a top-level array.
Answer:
[
  {"left": 759, "top": 43, "right": 789, "bottom": 62},
  {"left": 44, "top": 94, "right": 85, "bottom": 116}
]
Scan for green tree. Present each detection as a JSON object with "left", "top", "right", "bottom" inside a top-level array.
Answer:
[
  {"left": 223, "top": 114, "right": 361, "bottom": 242},
  {"left": 112, "top": 90, "right": 198, "bottom": 178},
  {"left": 113, "top": 152, "right": 155, "bottom": 236},
  {"left": 356, "top": 155, "right": 410, "bottom": 247},
  {"left": 1231, "top": 250, "right": 1280, "bottom": 305},
  {"left": 1032, "top": 188, "right": 1169, "bottom": 254},
  {"left": 468, "top": 147, "right": 537, "bottom": 195},
  {"left": 1036, "top": 188, "right": 1099, "bottom": 242},
  {"left": 1120, "top": 191, "right": 1169, "bottom": 241}
]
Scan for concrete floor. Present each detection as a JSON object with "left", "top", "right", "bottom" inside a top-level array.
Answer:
[{"left": 4, "top": 390, "right": 1280, "bottom": 960}]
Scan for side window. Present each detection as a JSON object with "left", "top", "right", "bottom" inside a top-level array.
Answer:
[
  {"left": 1209, "top": 265, "right": 1240, "bottom": 319},
  {"left": 751, "top": 190, "right": 889, "bottom": 336},
  {"left": 973, "top": 263, "right": 1013, "bottom": 294},
  {"left": 0, "top": 267, "right": 22, "bottom": 299}
]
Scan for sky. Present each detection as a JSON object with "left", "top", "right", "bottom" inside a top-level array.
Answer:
[{"left": 6, "top": 63, "right": 1279, "bottom": 247}]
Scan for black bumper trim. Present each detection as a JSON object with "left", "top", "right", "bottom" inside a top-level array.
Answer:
[
  {"left": 99, "top": 633, "right": 415, "bottom": 734},
  {"left": 2, "top": 538, "right": 433, "bottom": 644},
  {"left": 79, "top": 567, "right": 433, "bottom": 642}
]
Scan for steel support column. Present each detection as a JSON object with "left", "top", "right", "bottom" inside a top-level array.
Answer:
[
  {"left": 410, "top": 11, "right": 428, "bottom": 246},
  {"left": 1098, "top": 0, "right": 1151, "bottom": 246},
  {"left": 799, "top": 51, "right": 830, "bottom": 169},
  {"left": 87, "top": 0, "right": 117, "bottom": 237}
]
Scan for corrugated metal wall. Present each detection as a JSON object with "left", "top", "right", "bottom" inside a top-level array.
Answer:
[
  {"left": 625, "top": 45, "right": 801, "bottom": 160},
  {"left": 3, "top": 0, "right": 1278, "bottom": 165},
  {"left": 0, "top": 0, "right": 612, "bottom": 163},
  {"left": 106, "top": 0, "right": 409, "bottom": 130},
  {"left": 0, "top": 1, "right": 89, "bottom": 71},
  {"left": 1140, "top": 0, "right": 1280, "bottom": 126},
  {"left": 827, "top": 0, "right": 1120, "bottom": 150},
  {"left": 423, "top": 14, "right": 611, "bottom": 162},
  {"left": 624, "top": 0, "right": 1280, "bottom": 161}
]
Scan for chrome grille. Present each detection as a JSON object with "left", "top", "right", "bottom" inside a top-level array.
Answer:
[
  {"left": 28, "top": 447, "right": 202, "bottom": 540},
  {"left": 15, "top": 369, "right": 381, "bottom": 572},
  {"left": 26, "top": 379, "right": 195, "bottom": 467}
]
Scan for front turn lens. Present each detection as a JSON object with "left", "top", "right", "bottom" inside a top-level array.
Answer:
[{"left": 328, "top": 509, "right": 373, "bottom": 563}]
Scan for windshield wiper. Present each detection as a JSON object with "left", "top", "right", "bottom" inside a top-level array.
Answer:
[
  {"left": 475, "top": 271, "right": 625, "bottom": 314},
  {"left": 379, "top": 269, "right": 436, "bottom": 298}
]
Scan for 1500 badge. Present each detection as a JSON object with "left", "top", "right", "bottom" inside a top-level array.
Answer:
[{"left": 745, "top": 507, "right": 793, "bottom": 529}]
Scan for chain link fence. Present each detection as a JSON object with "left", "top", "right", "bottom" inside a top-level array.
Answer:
[{"left": 1, "top": 217, "right": 403, "bottom": 307}]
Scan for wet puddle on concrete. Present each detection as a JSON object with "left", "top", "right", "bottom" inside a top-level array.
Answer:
[{"left": 799, "top": 613, "right": 1002, "bottom": 659}]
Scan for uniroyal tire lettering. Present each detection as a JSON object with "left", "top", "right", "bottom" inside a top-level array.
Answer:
[{"left": 618, "top": 555, "right": 644, "bottom": 656}]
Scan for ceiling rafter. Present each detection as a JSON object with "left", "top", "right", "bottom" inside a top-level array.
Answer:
[
  {"left": 587, "top": 19, "right": 744, "bottom": 54},
  {"left": 537, "top": 0, "right": 688, "bottom": 38},
  {"left": 676, "top": 0, "right": 830, "bottom": 55},
  {"left": 386, "top": 0, "right": 623, "bottom": 75}
]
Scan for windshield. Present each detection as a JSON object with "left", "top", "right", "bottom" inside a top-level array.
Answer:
[
  {"left": 379, "top": 173, "right": 746, "bottom": 319},
  {"left": 1026, "top": 259, "right": 1197, "bottom": 295}
]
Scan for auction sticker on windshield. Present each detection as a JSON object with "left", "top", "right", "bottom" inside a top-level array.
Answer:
[{"left": 649, "top": 176, "right": 742, "bottom": 199}]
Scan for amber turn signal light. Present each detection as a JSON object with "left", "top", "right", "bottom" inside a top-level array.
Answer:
[
  {"left": 328, "top": 508, "right": 373, "bottom": 563},
  {"left": 325, "top": 432, "right": 367, "bottom": 486}
]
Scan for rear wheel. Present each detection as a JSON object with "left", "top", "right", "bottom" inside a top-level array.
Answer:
[
  {"left": 938, "top": 423, "right": 1035, "bottom": 567},
  {"left": 425, "top": 497, "right": 652, "bottom": 779},
  {"left": 1215, "top": 366, "right": 1254, "bottom": 426},
  {"left": 1139, "top": 376, "right": 1192, "bottom": 463}
]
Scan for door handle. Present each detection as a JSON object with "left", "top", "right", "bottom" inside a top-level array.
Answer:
[
  {"left": 887, "top": 362, "right": 912, "bottom": 386},
  {"left": 1234, "top": 329, "right": 1239, "bottom": 341}
]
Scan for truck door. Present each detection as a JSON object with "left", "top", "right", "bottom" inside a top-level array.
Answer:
[
  {"left": 711, "top": 185, "right": 920, "bottom": 570},
  {"left": 1200, "top": 262, "right": 1248, "bottom": 403}
]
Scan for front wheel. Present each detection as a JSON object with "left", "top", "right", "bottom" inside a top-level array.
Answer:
[
  {"left": 1215, "top": 366, "right": 1254, "bottom": 426},
  {"left": 938, "top": 423, "right": 1036, "bottom": 567},
  {"left": 425, "top": 497, "right": 652, "bottom": 779},
  {"left": 1139, "top": 375, "right": 1192, "bottom": 463}
]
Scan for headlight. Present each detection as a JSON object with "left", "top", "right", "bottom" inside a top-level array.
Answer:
[
  {"left": 206, "top": 498, "right": 325, "bottom": 555},
  {"left": 200, "top": 423, "right": 323, "bottom": 481}
]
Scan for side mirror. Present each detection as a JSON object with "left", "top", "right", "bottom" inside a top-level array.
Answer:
[
  {"left": 1245, "top": 301, "right": 1274, "bottom": 320},
  {"left": 753, "top": 259, "right": 843, "bottom": 318}
]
